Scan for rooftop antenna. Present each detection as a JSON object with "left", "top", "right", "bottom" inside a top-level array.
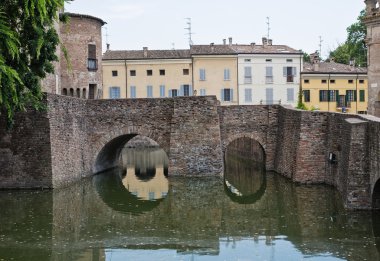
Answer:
[
  {"left": 104, "top": 27, "right": 109, "bottom": 45},
  {"left": 172, "top": 42, "right": 175, "bottom": 50},
  {"left": 266, "top": 17, "right": 270, "bottom": 39},
  {"left": 185, "top": 18, "right": 194, "bottom": 46},
  {"left": 319, "top": 36, "right": 323, "bottom": 58}
]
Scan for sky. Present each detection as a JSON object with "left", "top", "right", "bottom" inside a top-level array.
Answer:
[{"left": 65, "top": 0, "right": 365, "bottom": 58}]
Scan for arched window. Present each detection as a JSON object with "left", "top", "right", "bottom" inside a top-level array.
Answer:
[
  {"left": 83, "top": 88, "right": 87, "bottom": 99},
  {"left": 62, "top": 88, "right": 67, "bottom": 95},
  {"left": 373, "top": 179, "right": 380, "bottom": 209},
  {"left": 69, "top": 88, "right": 74, "bottom": 96},
  {"left": 76, "top": 88, "right": 81, "bottom": 98}
]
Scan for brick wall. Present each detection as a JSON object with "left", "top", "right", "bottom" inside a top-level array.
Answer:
[{"left": 1, "top": 94, "right": 380, "bottom": 209}]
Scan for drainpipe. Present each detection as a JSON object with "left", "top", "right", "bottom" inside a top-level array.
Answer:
[
  {"left": 191, "top": 56, "right": 194, "bottom": 96},
  {"left": 328, "top": 74, "right": 330, "bottom": 112},
  {"left": 124, "top": 59, "right": 128, "bottom": 99},
  {"left": 236, "top": 55, "right": 239, "bottom": 105},
  {"left": 356, "top": 73, "right": 359, "bottom": 114}
]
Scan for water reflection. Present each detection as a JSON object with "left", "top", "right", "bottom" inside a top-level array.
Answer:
[
  {"left": 93, "top": 148, "right": 169, "bottom": 214},
  {"left": 224, "top": 153, "right": 266, "bottom": 204},
  {"left": 0, "top": 149, "right": 380, "bottom": 260}
]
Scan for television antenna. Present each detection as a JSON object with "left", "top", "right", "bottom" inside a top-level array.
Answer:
[{"left": 185, "top": 18, "right": 194, "bottom": 46}]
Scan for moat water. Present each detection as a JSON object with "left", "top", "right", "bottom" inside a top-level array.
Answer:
[{"left": 1, "top": 147, "right": 380, "bottom": 261}]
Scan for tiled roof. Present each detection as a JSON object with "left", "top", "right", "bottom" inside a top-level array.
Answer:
[
  {"left": 62, "top": 12, "right": 106, "bottom": 26},
  {"left": 103, "top": 49, "right": 191, "bottom": 60},
  {"left": 303, "top": 62, "right": 367, "bottom": 74},
  {"left": 190, "top": 44, "right": 302, "bottom": 55},
  {"left": 103, "top": 44, "right": 302, "bottom": 60}
]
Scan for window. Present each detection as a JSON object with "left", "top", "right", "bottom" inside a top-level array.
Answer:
[
  {"left": 183, "top": 69, "right": 189, "bottom": 75},
  {"left": 224, "top": 69, "right": 230, "bottom": 81},
  {"left": 244, "top": 88, "right": 252, "bottom": 102},
  {"left": 69, "top": 88, "right": 74, "bottom": 96},
  {"left": 130, "top": 86, "right": 136, "bottom": 98},
  {"left": 321, "top": 79, "right": 327, "bottom": 84},
  {"left": 130, "top": 70, "right": 136, "bottom": 76},
  {"left": 244, "top": 66, "right": 252, "bottom": 84},
  {"left": 283, "top": 67, "right": 296, "bottom": 82},
  {"left": 266, "top": 88, "right": 273, "bottom": 105},
  {"left": 304, "top": 79, "right": 310, "bottom": 84},
  {"left": 286, "top": 59, "right": 293, "bottom": 62},
  {"left": 62, "top": 88, "right": 67, "bottom": 95},
  {"left": 266, "top": 59, "right": 272, "bottom": 62},
  {"left": 181, "top": 85, "right": 191, "bottom": 96},
  {"left": 109, "top": 87, "right": 120, "bottom": 99},
  {"left": 319, "top": 90, "right": 329, "bottom": 102},
  {"left": 112, "top": 70, "right": 118, "bottom": 77},
  {"left": 348, "top": 79, "right": 354, "bottom": 84},
  {"left": 147, "top": 85, "right": 153, "bottom": 97},
  {"left": 287, "top": 88, "right": 294, "bottom": 102},
  {"left": 76, "top": 88, "right": 80, "bottom": 98},
  {"left": 244, "top": 59, "right": 251, "bottom": 62},
  {"left": 149, "top": 192, "right": 155, "bottom": 200},
  {"left": 159, "top": 69, "right": 165, "bottom": 76},
  {"left": 87, "top": 44, "right": 97, "bottom": 71},
  {"left": 200, "top": 89, "right": 206, "bottom": 96},
  {"left": 147, "top": 70, "right": 153, "bottom": 76},
  {"left": 266, "top": 66, "right": 273, "bottom": 84},
  {"left": 221, "top": 88, "right": 233, "bottom": 102},
  {"left": 303, "top": 90, "right": 310, "bottom": 102},
  {"left": 328, "top": 90, "right": 337, "bottom": 102},
  {"left": 169, "top": 89, "right": 178, "bottom": 97},
  {"left": 346, "top": 90, "right": 357, "bottom": 102},
  {"left": 359, "top": 79, "right": 364, "bottom": 84},
  {"left": 160, "top": 85, "right": 165, "bottom": 98},
  {"left": 360, "top": 90, "right": 365, "bottom": 102},
  {"left": 330, "top": 79, "right": 336, "bottom": 84},
  {"left": 200, "top": 69, "right": 206, "bottom": 80}
]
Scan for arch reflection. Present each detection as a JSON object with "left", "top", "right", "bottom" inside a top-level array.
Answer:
[
  {"left": 224, "top": 138, "right": 266, "bottom": 204},
  {"left": 93, "top": 147, "right": 169, "bottom": 214}
]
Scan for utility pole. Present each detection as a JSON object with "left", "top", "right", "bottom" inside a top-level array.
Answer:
[
  {"left": 185, "top": 18, "right": 194, "bottom": 46},
  {"left": 266, "top": 17, "right": 270, "bottom": 39}
]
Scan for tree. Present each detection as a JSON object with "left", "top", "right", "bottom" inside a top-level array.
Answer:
[
  {"left": 0, "top": 0, "right": 67, "bottom": 126},
  {"left": 329, "top": 10, "right": 367, "bottom": 67}
]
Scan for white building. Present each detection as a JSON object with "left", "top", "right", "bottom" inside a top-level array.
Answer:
[{"left": 235, "top": 38, "right": 303, "bottom": 106}]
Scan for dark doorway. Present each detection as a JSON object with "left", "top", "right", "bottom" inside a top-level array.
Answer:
[
  {"left": 89, "top": 84, "right": 96, "bottom": 99},
  {"left": 373, "top": 179, "right": 380, "bottom": 209}
]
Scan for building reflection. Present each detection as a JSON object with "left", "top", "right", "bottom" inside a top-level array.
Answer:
[{"left": 121, "top": 148, "right": 169, "bottom": 201}]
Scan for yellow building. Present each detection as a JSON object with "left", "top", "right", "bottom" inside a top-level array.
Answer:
[
  {"left": 191, "top": 43, "right": 238, "bottom": 105},
  {"left": 301, "top": 58, "right": 368, "bottom": 114},
  {"left": 103, "top": 48, "right": 192, "bottom": 99}
]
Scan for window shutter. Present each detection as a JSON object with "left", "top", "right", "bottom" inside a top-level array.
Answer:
[
  {"left": 179, "top": 85, "right": 184, "bottom": 96},
  {"left": 88, "top": 44, "right": 96, "bottom": 59},
  {"left": 109, "top": 87, "right": 112, "bottom": 99},
  {"left": 283, "top": 67, "right": 287, "bottom": 77},
  {"left": 292, "top": 67, "right": 297, "bottom": 76},
  {"left": 189, "top": 85, "right": 193, "bottom": 96},
  {"left": 160, "top": 85, "right": 165, "bottom": 97},
  {"left": 168, "top": 89, "right": 172, "bottom": 97},
  {"left": 354, "top": 90, "right": 357, "bottom": 102},
  {"left": 336, "top": 90, "right": 339, "bottom": 102},
  {"left": 221, "top": 89, "right": 225, "bottom": 101},
  {"left": 319, "top": 90, "right": 323, "bottom": 102},
  {"left": 287, "top": 88, "right": 294, "bottom": 102},
  {"left": 230, "top": 89, "right": 234, "bottom": 102}
]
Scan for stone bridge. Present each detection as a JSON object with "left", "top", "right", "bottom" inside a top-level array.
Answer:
[{"left": 1, "top": 93, "right": 380, "bottom": 210}]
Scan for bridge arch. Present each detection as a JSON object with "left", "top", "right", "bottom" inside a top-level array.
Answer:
[
  {"left": 223, "top": 133, "right": 267, "bottom": 159},
  {"left": 372, "top": 178, "right": 380, "bottom": 209},
  {"left": 92, "top": 127, "right": 170, "bottom": 174}
]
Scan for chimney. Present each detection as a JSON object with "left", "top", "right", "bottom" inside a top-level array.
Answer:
[
  {"left": 143, "top": 47, "right": 148, "bottom": 58},
  {"left": 311, "top": 52, "right": 320, "bottom": 71},
  {"left": 262, "top": 37, "right": 268, "bottom": 46},
  {"left": 229, "top": 37, "right": 233, "bottom": 46},
  {"left": 106, "top": 43, "right": 110, "bottom": 51},
  {"left": 210, "top": 43, "right": 215, "bottom": 52},
  {"left": 250, "top": 42, "right": 256, "bottom": 48},
  {"left": 223, "top": 39, "right": 226, "bottom": 45},
  {"left": 268, "top": 39, "right": 273, "bottom": 46}
]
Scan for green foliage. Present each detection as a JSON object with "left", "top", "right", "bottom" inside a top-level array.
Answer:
[
  {"left": 0, "top": 0, "right": 66, "bottom": 126},
  {"left": 329, "top": 10, "right": 367, "bottom": 67},
  {"left": 303, "top": 52, "right": 311, "bottom": 63}
]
